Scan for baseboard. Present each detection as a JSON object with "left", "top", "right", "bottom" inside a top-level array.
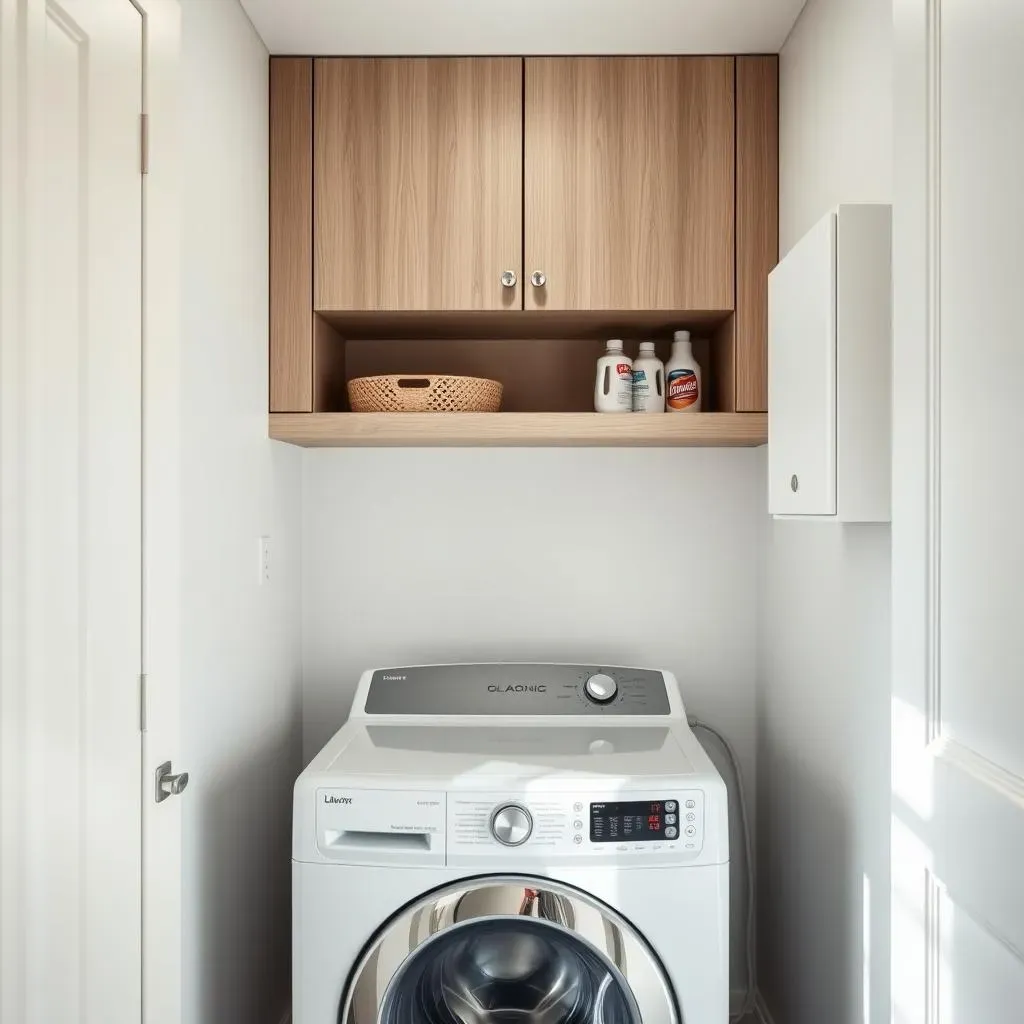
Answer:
[{"left": 754, "top": 990, "right": 778, "bottom": 1024}]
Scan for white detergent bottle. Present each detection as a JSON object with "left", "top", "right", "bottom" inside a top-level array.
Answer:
[
  {"left": 632, "top": 341, "right": 665, "bottom": 412},
  {"left": 665, "top": 330, "right": 702, "bottom": 413},
  {"left": 594, "top": 339, "right": 633, "bottom": 413}
]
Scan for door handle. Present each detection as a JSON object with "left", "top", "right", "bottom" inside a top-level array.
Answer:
[{"left": 155, "top": 760, "right": 190, "bottom": 803}]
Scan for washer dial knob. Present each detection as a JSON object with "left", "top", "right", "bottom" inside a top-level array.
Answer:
[
  {"left": 584, "top": 673, "right": 618, "bottom": 704},
  {"left": 490, "top": 804, "right": 533, "bottom": 846}
]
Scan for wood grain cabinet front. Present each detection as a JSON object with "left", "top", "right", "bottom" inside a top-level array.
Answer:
[
  {"left": 523, "top": 57, "right": 736, "bottom": 313},
  {"left": 314, "top": 57, "right": 524, "bottom": 313}
]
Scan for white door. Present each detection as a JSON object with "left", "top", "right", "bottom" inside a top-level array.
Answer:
[
  {"left": 892, "top": 1, "right": 1024, "bottom": 1023},
  {"left": 0, "top": 1, "right": 145, "bottom": 1022}
]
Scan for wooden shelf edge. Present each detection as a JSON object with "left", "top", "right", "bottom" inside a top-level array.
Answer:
[
  {"left": 269, "top": 412, "right": 768, "bottom": 448},
  {"left": 315, "top": 309, "right": 732, "bottom": 341}
]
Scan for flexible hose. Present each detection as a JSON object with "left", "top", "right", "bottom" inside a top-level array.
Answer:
[{"left": 688, "top": 718, "right": 756, "bottom": 1024}]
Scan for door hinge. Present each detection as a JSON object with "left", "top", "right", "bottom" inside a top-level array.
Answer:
[
  {"left": 140, "top": 113, "right": 149, "bottom": 175},
  {"left": 139, "top": 673, "right": 148, "bottom": 732}
]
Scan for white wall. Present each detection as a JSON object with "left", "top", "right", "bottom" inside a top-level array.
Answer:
[
  {"left": 302, "top": 449, "right": 760, "bottom": 760},
  {"left": 777, "top": 0, "right": 892, "bottom": 256},
  {"left": 758, "top": 2, "right": 892, "bottom": 1023},
  {"left": 180, "top": 2, "right": 302, "bottom": 1022}
]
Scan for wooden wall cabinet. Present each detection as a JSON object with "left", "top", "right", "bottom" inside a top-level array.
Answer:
[{"left": 269, "top": 54, "right": 778, "bottom": 443}]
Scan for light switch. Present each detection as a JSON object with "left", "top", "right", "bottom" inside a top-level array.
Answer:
[{"left": 258, "top": 535, "right": 271, "bottom": 584}]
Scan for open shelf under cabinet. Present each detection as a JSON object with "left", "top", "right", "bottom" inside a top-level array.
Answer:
[{"left": 269, "top": 412, "right": 767, "bottom": 448}]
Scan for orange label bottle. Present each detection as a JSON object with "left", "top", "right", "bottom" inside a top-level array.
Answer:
[{"left": 665, "top": 331, "right": 702, "bottom": 412}]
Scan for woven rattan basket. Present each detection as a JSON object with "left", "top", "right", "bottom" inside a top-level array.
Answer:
[{"left": 347, "top": 374, "right": 503, "bottom": 413}]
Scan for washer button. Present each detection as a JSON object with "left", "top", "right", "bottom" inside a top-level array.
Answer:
[
  {"left": 573, "top": 834, "right": 583, "bottom": 845},
  {"left": 686, "top": 812, "right": 696, "bottom": 822},
  {"left": 685, "top": 825, "right": 697, "bottom": 837},
  {"left": 584, "top": 673, "right": 618, "bottom": 704},
  {"left": 573, "top": 819, "right": 583, "bottom": 830},
  {"left": 573, "top": 802, "right": 583, "bottom": 812},
  {"left": 685, "top": 799, "right": 696, "bottom": 809},
  {"left": 665, "top": 800, "right": 678, "bottom": 813},
  {"left": 665, "top": 813, "right": 677, "bottom": 825},
  {"left": 490, "top": 804, "right": 533, "bottom": 846},
  {"left": 665, "top": 826, "right": 678, "bottom": 839}
]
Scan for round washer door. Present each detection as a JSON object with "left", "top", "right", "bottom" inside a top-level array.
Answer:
[{"left": 339, "top": 877, "right": 679, "bottom": 1024}]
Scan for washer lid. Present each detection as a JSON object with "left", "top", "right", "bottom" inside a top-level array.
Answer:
[
  {"left": 340, "top": 878, "right": 679, "bottom": 1024},
  {"left": 322, "top": 724, "right": 694, "bottom": 781}
]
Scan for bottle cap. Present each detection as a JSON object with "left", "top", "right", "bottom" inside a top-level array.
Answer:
[
  {"left": 674, "top": 330, "right": 691, "bottom": 343},
  {"left": 606, "top": 338, "right": 624, "bottom": 351},
  {"left": 639, "top": 341, "right": 656, "bottom": 353}
]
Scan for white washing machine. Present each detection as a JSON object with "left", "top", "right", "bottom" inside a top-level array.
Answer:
[{"left": 293, "top": 664, "right": 729, "bottom": 1024}]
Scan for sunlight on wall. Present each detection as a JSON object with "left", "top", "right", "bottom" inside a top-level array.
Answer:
[
  {"left": 892, "top": 695, "right": 934, "bottom": 822},
  {"left": 891, "top": 693, "right": 939, "bottom": 1024},
  {"left": 938, "top": 889, "right": 955, "bottom": 1024},
  {"left": 862, "top": 872, "right": 871, "bottom": 1024},
  {"left": 890, "top": 816, "right": 932, "bottom": 1024}
]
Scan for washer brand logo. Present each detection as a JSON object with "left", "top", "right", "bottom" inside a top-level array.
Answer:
[
  {"left": 323, "top": 795, "right": 353, "bottom": 805},
  {"left": 382, "top": 674, "right": 407, "bottom": 681},
  {"left": 488, "top": 684, "right": 547, "bottom": 694}
]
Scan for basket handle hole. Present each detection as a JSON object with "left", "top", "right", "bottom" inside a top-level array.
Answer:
[{"left": 396, "top": 378, "right": 431, "bottom": 389}]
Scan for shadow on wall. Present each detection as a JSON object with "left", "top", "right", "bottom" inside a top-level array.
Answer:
[
  {"left": 696, "top": 726, "right": 754, "bottom": 1010},
  {"left": 757, "top": 744, "right": 856, "bottom": 1022},
  {"left": 757, "top": 513, "right": 892, "bottom": 1024},
  {"left": 186, "top": 716, "right": 301, "bottom": 1024},
  {"left": 761, "top": 741, "right": 888, "bottom": 1024}
]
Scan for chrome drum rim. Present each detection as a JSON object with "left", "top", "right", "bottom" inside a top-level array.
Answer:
[{"left": 337, "top": 876, "right": 679, "bottom": 1024}]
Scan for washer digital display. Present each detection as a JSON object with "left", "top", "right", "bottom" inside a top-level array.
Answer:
[{"left": 589, "top": 800, "right": 679, "bottom": 843}]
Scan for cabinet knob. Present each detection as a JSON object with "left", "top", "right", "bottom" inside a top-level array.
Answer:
[
  {"left": 531, "top": 271, "right": 547, "bottom": 288},
  {"left": 501, "top": 270, "right": 517, "bottom": 288}
]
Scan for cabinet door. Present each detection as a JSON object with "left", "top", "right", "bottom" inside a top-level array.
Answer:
[
  {"left": 768, "top": 213, "right": 837, "bottom": 516},
  {"left": 524, "top": 57, "right": 735, "bottom": 312},
  {"left": 315, "top": 58, "right": 522, "bottom": 311}
]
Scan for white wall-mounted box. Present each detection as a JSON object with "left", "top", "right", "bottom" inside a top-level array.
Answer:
[{"left": 768, "top": 203, "right": 892, "bottom": 521}]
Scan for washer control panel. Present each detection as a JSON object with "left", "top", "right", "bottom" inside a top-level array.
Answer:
[
  {"left": 364, "top": 665, "right": 671, "bottom": 716},
  {"left": 448, "top": 790, "right": 706, "bottom": 861},
  {"left": 590, "top": 798, "right": 683, "bottom": 843},
  {"left": 452, "top": 796, "right": 569, "bottom": 850}
]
